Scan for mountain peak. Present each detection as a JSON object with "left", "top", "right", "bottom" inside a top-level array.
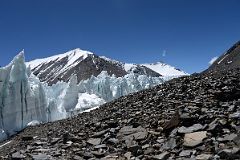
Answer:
[
  {"left": 27, "top": 48, "right": 188, "bottom": 85},
  {"left": 149, "top": 61, "right": 166, "bottom": 65},
  {"left": 67, "top": 48, "right": 93, "bottom": 57},
  {"left": 26, "top": 48, "right": 93, "bottom": 69}
]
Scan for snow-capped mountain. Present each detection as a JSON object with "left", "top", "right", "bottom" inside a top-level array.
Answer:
[
  {"left": 26, "top": 49, "right": 127, "bottom": 85},
  {"left": 27, "top": 48, "right": 188, "bottom": 85}
]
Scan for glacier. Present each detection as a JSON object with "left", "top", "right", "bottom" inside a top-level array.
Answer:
[
  {"left": 0, "top": 52, "right": 58, "bottom": 141},
  {"left": 78, "top": 71, "right": 163, "bottom": 102},
  {"left": 42, "top": 71, "right": 163, "bottom": 117},
  {"left": 0, "top": 52, "right": 168, "bottom": 142}
]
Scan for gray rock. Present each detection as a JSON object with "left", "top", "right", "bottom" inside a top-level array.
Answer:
[
  {"left": 148, "top": 131, "right": 161, "bottom": 136},
  {"left": 218, "top": 148, "right": 240, "bottom": 159},
  {"left": 179, "top": 150, "right": 195, "bottom": 157},
  {"left": 107, "top": 138, "right": 119, "bottom": 144},
  {"left": 183, "top": 131, "right": 207, "bottom": 147},
  {"left": 229, "top": 111, "right": 240, "bottom": 119},
  {"left": 92, "top": 129, "right": 109, "bottom": 137},
  {"left": 117, "top": 126, "right": 148, "bottom": 140},
  {"left": 73, "top": 155, "right": 84, "bottom": 160},
  {"left": 82, "top": 152, "right": 94, "bottom": 159},
  {"left": 196, "top": 154, "right": 212, "bottom": 160},
  {"left": 33, "top": 141, "right": 47, "bottom": 146},
  {"left": 233, "top": 133, "right": 240, "bottom": 146},
  {"left": 94, "top": 144, "right": 107, "bottom": 149},
  {"left": 162, "top": 138, "right": 177, "bottom": 150},
  {"left": 117, "top": 126, "right": 147, "bottom": 148},
  {"left": 87, "top": 138, "right": 101, "bottom": 145},
  {"left": 91, "top": 150, "right": 106, "bottom": 157},
  {"left": 152, "top": 151, "right": 170, "bottom": 160},
  {"left": 12, "top": 152, "right": 25, "bottom": 159},
  {"left": 31, "top": 153, "right": 51, "bottom": 160},
  {"left": 123, "top": 135, "right": 135, "bottom": 148},
  {"left": 208, "top": 119, "right": 219, "bottom": 131},
  {"left": 221, "top": 133, "right": 238, "bottom": 142},
  {"left": 144, "top": 147, "right": 154, "bottom": 155},
  {"left": 178, "top": 124, "right": 203, "bottom": 133},
  {"left": 124, "top": 152, "right": 131, "bottom": 160},
  {"left": 50, "top": 138, "right": 61, "bottom": 145}
]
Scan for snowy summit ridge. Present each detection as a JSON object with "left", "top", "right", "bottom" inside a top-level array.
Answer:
[
  {"left": 27, "top": 48, "right": 188, "bottom": 85},
  {"left": 26, "top": 48, "right": 92, "bottom": 70}
]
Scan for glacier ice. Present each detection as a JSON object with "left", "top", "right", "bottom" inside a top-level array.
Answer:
[
  {"left": 0, "top": 129, "right": 7, "bottom": 142},
  {"left": 0, "top": 52, "right": 60, "bottom": 141},
  {"left": 78, "top": 71, "right": 163, "bottom": 102},
  {"left": 0, "top": 52, "right": 166, "bottom": 142},
  {"left": 59, "top": 75, "right": 79, "bottom": 112},
  {"left": 43, "top": 71, "right": 163, "bottom": 116}
]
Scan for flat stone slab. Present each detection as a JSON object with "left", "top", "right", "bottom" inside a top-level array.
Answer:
[
  {"left": 87, "top": 138, "right": 101, "bottom": 145},
  {"left": 183, "top": 131, "right": 207, "bottom": 147},
  {"left": 178, "top": 124, "right": 203, "bottom": 133}
]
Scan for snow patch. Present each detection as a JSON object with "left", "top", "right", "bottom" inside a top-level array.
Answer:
[
  {"left": 0, "top": 140, "right": 12, "bottom": 148},
  {"left": 81, "top": 106, "right": 100, "bottom": 113},
  {"left": 100, "top": 56, "right": 122, "bottom": 65},
  {"left": 209, "top": 56, "right": 218, "bottom": 65},
  {"left": 75, "top": 93, "right": 105, "bottom": 111},
  {"left": 218, "top": 54, "right": 229, "bottom": 64},
  {"left": 27, "top": 120, "right": 40, "bottom": 127},
  {"left": 142, "top": 62, "right": 188, "bottom": 76},
  {"left": 124, "top": 63, "right": 136, "bottom": 72}
]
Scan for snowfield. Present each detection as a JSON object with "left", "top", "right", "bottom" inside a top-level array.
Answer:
[{"left": 142, "top": 62, "right": 188, "bottom": 76}]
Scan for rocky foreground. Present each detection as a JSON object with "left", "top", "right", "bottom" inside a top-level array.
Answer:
[{"left": 1, "top": 69, "right": 240, "bottom": 160}]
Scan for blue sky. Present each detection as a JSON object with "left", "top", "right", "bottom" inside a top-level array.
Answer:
[{"left": 0, "top": 0, "right": 240, "bottom": 73}]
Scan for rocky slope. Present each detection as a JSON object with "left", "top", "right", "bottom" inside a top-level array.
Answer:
[
  {"left": 205, "top": 41, "right": 240, "bottom": 73},
  {"left": 0, "top": 67, "right": 240, "bottom": 159}
]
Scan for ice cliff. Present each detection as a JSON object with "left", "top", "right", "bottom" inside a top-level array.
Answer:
[
  {"left": 78, "top": 71, "right": 163, "bottom": 102},
  {"left": 0, "top": 52, "right": 61, "bottom": 141},
  {"left": 43, "top": 71, "right": 163, "bottom": 117}
]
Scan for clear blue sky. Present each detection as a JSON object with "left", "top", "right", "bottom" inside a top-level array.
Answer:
[{"left": 0, "top": 0, "right": 240, "bottom": 73}]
